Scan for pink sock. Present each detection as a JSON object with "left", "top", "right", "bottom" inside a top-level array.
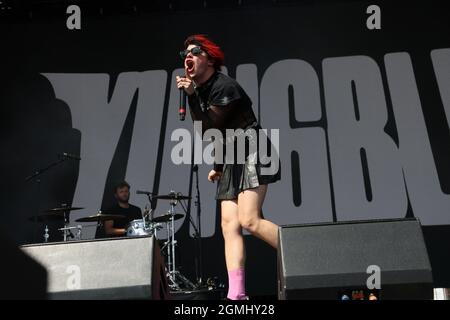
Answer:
[{"left": 227, "top": 267, "right": 247, "bottom": 300}]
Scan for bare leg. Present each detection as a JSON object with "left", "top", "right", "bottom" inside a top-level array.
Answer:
[
  {"left": 221, "top": 199, "right": 247, "bottom": 300},
  {"left": 237, "top": 185, "right": 279, "bottom": 248},
  {"left": 221, "top": 199, "right": 245, "bottom": 270}
]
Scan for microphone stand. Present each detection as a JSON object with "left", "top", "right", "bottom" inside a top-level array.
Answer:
[
  {"left": 25, "top": 157, "right": 68, "bottom": 182},
  {"left": 25, "top": 155, "right": 70, "bottom": 243},
  {"left": 192, "top": 165, "right": 203, "bottom": 287},
  {"left": 180, "top": 88, "right": 204, "bottom": 289}
]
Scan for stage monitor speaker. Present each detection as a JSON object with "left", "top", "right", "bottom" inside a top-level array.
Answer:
[
  {"left": 278, "top": 218, "right": 433, "bottom": 300},
  {"left": 21, "top": 235, "right": 168, "bottom": 300}
]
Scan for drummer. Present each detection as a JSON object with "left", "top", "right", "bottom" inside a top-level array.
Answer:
[{"left": 103, "top": 181, "right": 142, "bottom": 237}]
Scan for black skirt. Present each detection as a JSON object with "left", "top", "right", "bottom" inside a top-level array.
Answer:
[{"left": 216, "top": 154, "right": 281, "bottom": 201}]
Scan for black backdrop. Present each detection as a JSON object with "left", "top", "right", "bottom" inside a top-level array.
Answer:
[{"left": 1, "top": 0, "right": 450, "bottom": 296}]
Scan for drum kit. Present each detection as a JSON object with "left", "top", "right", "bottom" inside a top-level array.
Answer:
[
  {"left": 25, "top": 153, "right": 208, "bottom": 292},
  {"left": 29, "top": 191, "right": 196, "bottom": 292}
]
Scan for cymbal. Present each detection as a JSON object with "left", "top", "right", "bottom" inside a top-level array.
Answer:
[
  {"left": 151, "top": 213, "right": 184, "bottom": 223},
  {"left": 153, "top": 194, "right": 191, "bottom": 200},
  {"left": 42, "top": 206, "right": 84, "bottom": 213},
  {"left": 75, "top": 213, "right": 125, "bottom": 223}
]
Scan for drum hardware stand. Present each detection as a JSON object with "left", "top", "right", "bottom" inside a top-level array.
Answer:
[
  {"left": 164, "top": 191, "right": 195, "bottom": 291},
  {"left": 58, "top": 224, "right": 82, "bottom": 241},
  {"left": 138, "top": 190, "right": 195, "bottom": 290},
  {"left": 136, "top": 192, "right": 160, "bottom": 239},
  {"left": 63, "top": 207, "right": 71, "bottom": 242},
  {"left": 143, "top": 193, "right": 156, "bottom": 234},
  {"left": 44, "top": 225, "right": 49, "bottom": 243},
  {"left": 76, "top": 225, "right": 82, "bottom": 239},
  {"left": 142, "top": 205, "right": 153, "bottom": 236},
  {"left": 94, "top": 210, "right": 104, "bottom": 236}
]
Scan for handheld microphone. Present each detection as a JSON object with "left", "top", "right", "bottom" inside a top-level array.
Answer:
[
  {"left": 179, "top": 89, "right": 186, "bottom": 121},
  {"left": 179, "top": 74, "right": 187, "bottom": 121},
  {"left": 59, "top": 152, "right": 81, "bottom": 160}
]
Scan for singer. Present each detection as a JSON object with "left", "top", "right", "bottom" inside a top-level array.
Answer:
[{"left": 176, "top": 34, "right": 281, "bottom": 300}]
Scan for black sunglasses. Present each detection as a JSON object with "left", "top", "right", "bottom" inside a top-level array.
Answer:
[{"left": 179, "top": 46, "right": 203, "bottom": 59}]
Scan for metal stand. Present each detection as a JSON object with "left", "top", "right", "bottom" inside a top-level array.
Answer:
[
  {"left": 63, "top": 209, "right": 70, "bottom": 241},
  {"left": 25, "top": 155, "right": 72, "bottom": 243},
  {"left": 58, "top": 224, "right": 83, "bottom": 241},
  {"left": 44, "top": 225, "right": 49, "bottom": 243},
  {"left": 193, "top": 165, "right": 203, "bottom": 286},
  {"left": 137, "top": 190, "right": 194, "bottom": 290},
  {"left": 181, "top": 165, "right": 205, "bottom": 289},
  {"left": 143, "top": 195, "right": 157, "bottom": 238},
  {"left": 164, "top": 192, "right": 195, "bottom": 291}
]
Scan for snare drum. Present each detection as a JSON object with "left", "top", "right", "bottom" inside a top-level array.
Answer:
[
  {"left": 126, "top": 219, "right": 164, "bottom": 237},
  {"left": 126, "top": 219, "right": 153, "bottom": 237}
]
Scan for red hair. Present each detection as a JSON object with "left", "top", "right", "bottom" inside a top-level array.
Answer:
[{"left": 184, "top": 34, "right": 225, "bottom": 71}]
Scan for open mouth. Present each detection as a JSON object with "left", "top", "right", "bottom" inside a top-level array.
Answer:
[{"left": 185, "top": 59, "right": 195, "bottom": 73}]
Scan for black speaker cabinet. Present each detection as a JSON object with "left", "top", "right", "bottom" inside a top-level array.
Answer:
[
  {"left": 21, "top": 235, "right": 168, "bottom": 299},
  {"left": 278, "top": 218, "right": 433, "bottom": 300},
  {"left": 0, "top": 235, "right": 47, "bottom": 299}
]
